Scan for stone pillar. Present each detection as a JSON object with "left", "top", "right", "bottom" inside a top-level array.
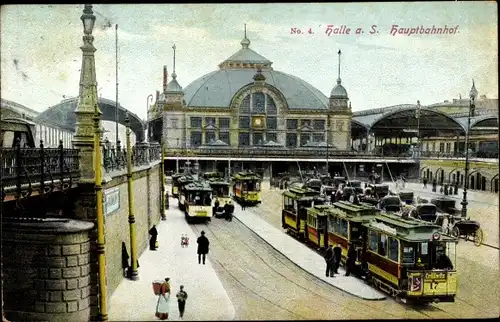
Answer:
[{"left": 2, "top": 218, "right": 94, "bottom": 322}]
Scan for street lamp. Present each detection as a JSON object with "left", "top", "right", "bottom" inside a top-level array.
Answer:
[
  {"left": 146, "top": 94, "right": 153, "bottom": 142},
  {"left": 81, "top": 4, "right": 96, "bottom": 35},
  {"left": 460, "top": 80, "right": 477, "bottom": 218}
]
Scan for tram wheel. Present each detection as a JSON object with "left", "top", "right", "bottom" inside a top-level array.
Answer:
[{"left": 474, "top": 228, "right": 484, "bottom": 246}]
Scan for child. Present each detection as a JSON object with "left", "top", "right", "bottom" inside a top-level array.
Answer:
[{"left": 181, "top": 234, "right": 189, "bottom": 248}]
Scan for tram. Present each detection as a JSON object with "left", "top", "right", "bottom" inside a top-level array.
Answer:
[
  {"left": 232, "top": 171, "right": 262, "bottom": 206},
  {"left": 364, "top": 213, "right": 457, "bottom": 303},
  {"left": 171, "top": 173, "right": 183, "bottom": 198},
  {"left": 207, "top": 177, "right": 231, "bottom": 208},
  {"left": 325, "top": 201, "right": 381, "bottom": 264},
  {"left": 306, "top": 204, "right": 334, "bottom": 249},
  {"left": 177, "top": 175, "right": 195, "bottom": 210},
  {"left": 282, "top": 186, "right": 325, "bottom": 240},
  {"left": 182, "top": 181, "right": 213, "bottom": 223}
]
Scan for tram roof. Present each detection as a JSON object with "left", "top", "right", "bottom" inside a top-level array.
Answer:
[
  {"left": 307, "top": 204, "right": 336, "bottom": 216},
  {"left": 232, "top": 171, "right": 261, "bottom": 180},
  {"left": 207, "top": 179, "right": 230, "bottom": 186},
  {"left": 364, "top": 212, "right": 456, "bottom": 242},
  {"left": 184, "top": 181, "right": 212, "bottom": 191}
]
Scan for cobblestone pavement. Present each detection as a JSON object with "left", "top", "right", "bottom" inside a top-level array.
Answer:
[
  {"left": 250, "top": 185, "right": 499, "bottom": 319},
  {"left": 385, "top": 181, "right": 499, "bottom": 248}
]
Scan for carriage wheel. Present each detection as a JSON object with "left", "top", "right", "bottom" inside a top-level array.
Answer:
[
  {"left": 451, "top": 226, "right": 460, "bottom": 240},
  {"left": 474, "top": 228, "right": 484, "bottom": 246}
]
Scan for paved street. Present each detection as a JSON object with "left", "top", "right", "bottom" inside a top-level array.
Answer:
[
  {"left": 385, "top": 181, "right": 499, "bottom": 248},
  {"left": 251, "top": 184, "right": 499, "bottom": 318},
  {"left": 108, "top": 199, "right": 235, "bottom": 321}
]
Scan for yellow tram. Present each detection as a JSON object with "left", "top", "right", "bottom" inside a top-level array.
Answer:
[
  {"left": 363, "top": 213, "right": 457, "bottom": 303},
  {"left": 282, "top": 187, "right": 325, "bottom": 240},
  {"left": 182, "top": 181, "right": 213, "bottom": 223},
  {"left": 306, "top": 204, "right": 334, "bottom": 249},
  {"left": 171, "top": 173, "right": 183, "bottom": 198},
  {"left": 207, "top": 178, "right": 231, "bottom": 208},
  {"left": 324, "top": 201, "right": 380, "bottom": 264},
  {"left": 232, "top": 171, "right": 262, "bottom": 206},
  {"left": 177, "top": 175, "right": 195, "bottom": 211}
]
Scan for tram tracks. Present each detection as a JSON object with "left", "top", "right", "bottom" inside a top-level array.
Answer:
[
  {"left": 247, "top": 194, "right": 497, "bottom": 318},
  {"left": 189, "top": 215, "right": 458, "bottom": 320}
]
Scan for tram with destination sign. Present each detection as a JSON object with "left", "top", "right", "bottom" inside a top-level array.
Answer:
[
  {"left": 282, "top": 187, "right": 325, "bottom": 240},
  {"left": 232, "top": 171, "right": 262, "bottom": 206},
  {"left": 363, "top": 213, "right": 457, "bottom": 303},
  {"left": 182, "top": 181, "right": 213, "bottom": 223},
  {"left": 286, "top": 198, "right": 458, "bottom": 303}
]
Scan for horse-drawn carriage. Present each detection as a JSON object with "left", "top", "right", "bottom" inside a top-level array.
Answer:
[
  {"left": 379, "top": 195, "right": 402, "bottom": 212},
  {"left": 398, "top": 191, "right": 414, "bottom": 205},
  {"left": 430, "top": 197, "right": 484, "bottom": 246}
]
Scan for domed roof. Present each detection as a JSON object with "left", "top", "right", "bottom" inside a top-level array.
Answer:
[
  {"left": 330, "top": 78, "right": 348, "bottom": 99},
  {"left": 183, "top": 31, "right": 328, "bottom": 110}
]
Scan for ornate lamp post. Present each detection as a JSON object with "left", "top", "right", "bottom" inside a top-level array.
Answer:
[
  {"left": 125, "top": 113, "right": 139, "bottom": 280},
  {"left": 460, "top": 80, "right": 477, "bottom": 218},
  {"left": 146, "top": 94, "right": 153, "bottom": 142}
]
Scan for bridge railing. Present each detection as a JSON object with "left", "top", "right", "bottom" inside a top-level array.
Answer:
[
  {"left": 102, "top": 141, "right": 161, "bottom": 173},
  {"left": 1, "top": 139, "right": 80, "bottom": 199}
]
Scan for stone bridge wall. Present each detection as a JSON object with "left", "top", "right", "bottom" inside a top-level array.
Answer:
[{"left": 101, "top": 162, "right": 162, "bottom": 300}]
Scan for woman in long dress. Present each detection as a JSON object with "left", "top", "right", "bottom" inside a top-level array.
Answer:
[{"left": 156, "top": 278, "right": 171, "bottom": 320}]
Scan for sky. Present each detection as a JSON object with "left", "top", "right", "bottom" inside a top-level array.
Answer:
[{"left": 1, "top": 2, "right": 497, "bottom": 121}]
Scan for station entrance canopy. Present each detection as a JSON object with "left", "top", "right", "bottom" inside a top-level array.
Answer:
[{"left": 351, "top": 105, "right": 469, "bottom": 139}]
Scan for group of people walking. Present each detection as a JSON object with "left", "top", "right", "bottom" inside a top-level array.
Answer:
[
  {"left": 155, "top": 277, "right": 189, "bottom": 320},
  {"left": 324, "top": 243, "right": 357, "bottom": 277},
  {"left": 213, "top": 198, "right": 235, "bottom": 221},
  {"left": 148, "top": 227, "right": 210, "bottom": 320}
]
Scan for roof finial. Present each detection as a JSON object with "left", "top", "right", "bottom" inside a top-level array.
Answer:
[
  {"left": 241, "top": 23, "right": 250, "bottom": 49},
  {"left": 337, "top": 49, "right": 342, "bottom": 85},
  {"left": 172, "top": 44, "right": 177, "bottom": 79}
]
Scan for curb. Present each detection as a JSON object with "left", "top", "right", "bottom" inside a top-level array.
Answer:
[{"left": 233, "top": 209, "right": 386, "bottom": 301}]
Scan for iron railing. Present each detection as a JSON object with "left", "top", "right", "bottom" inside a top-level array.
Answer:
[
  {"left": 1, "top": 139, "right": 80, "bottom": 200},
  {"left": 102, "top": 141, "right": 161, "bottom": 173},
  {"left": 161, "top": 147, "right": 412, "bottom": 159}
]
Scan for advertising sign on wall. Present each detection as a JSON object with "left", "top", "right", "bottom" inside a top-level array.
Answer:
[{"left": 104, "top": 187, "right": 120, "bottom": 215}]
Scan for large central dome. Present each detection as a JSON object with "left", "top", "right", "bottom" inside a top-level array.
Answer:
[{"left": 183, "top": 34, "right": 329, "bottom": 110}]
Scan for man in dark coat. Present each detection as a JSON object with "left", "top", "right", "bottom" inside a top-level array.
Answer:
[
  {"left": 324, "top": 245, "right": 335, "bottom": 277},
  {"left": 149, "top": 225, "right": 158, "bottom": 251},
  {"left": 333, "top": 243, "right": 342, "bottom": 274},
  {"left": 213, "top": 198, "right": 220, "bottom": 217},
  {"left": 432, "top": 179, "right": 437, "bottom": 192},
  {"left": 197, "top": 231, "right": 210, "bottom": 265},
  {"left": 345, "top": 244, "right": 356, "bottom": 276},
  {"left": 121, "top": 242, "right": 130, "bottom": 277},
  {"left": 224, "top": 201, "right": 235, "bottom": 221},
  {"left": 423, "top": 178, "right": 428, "bottom": 188}
]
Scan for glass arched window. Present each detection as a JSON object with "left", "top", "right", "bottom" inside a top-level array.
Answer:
[{"left": 238, "top": 92, "right": 278, "bottom": 147}]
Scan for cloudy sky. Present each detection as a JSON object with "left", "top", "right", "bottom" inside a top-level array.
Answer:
[{"left": 1, "top": 2, "right": 497, "bottom": 120}]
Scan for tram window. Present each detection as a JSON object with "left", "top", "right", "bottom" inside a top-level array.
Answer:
[
  {"left": 378, "top": 233, "right": 387, "bottom": 256},
  {"left": 388, "top": 237, "right": 399, "bottom": 262},
  {"left": 368, "top": 230, "right": 378, "bottom": 251},
  {"left": 318, "top": 217, "right": 325, "bottom": 230},
  {"left": 402, "top": 246, "right": 415, "bottom": 264},
  {"left": 255, "top": 181, "right": 260, "bottom": 191},
  {"left": 350, "top": 225, "right": 360, "bottom": 240},
  {"left": 328, "top": 216, "right": 335, "bottom": 232}
]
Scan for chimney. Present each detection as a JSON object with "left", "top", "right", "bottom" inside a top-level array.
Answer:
[{"left": 163, "top": 65, "right": 168, "bottom": 93}]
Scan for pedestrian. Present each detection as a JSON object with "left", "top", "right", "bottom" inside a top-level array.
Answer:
[
  {"left": 197, "top": 230, "right": 210, "bottom": 265},
  {"left": 423, "top": 178, "right": 428, "bottom": 188},
  {"left": 333, "top": 243, "right": 342, "bottom": 274},
  {"left": 225, "top": 200, "right": 234, "bottom": 221},
  {"left": 241, "top": 200, "right": 246, "bottom": 211},
  {"left": 121, "top": 242, "right": 130, "bottom": 277},
  {"left": 213, "top": 198, "right": 220, "bottom": 216},
  {"left": 149, "top": 225, "right": 158, "bottom": 251},
  {"left": 345, "top": 244, "right": 356, "bottom": 277},
  {"left": 176, "top": 285, "right": 188, "bottom": 318},
  {"left": 323, "top": 244, "right": 335, "bottom": 277},
  {"left": 155, "top": 278, "right": 171, "bottom": 320},
  {"left": 432, "top": 179, "right": 437, "bottom": 192}
]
